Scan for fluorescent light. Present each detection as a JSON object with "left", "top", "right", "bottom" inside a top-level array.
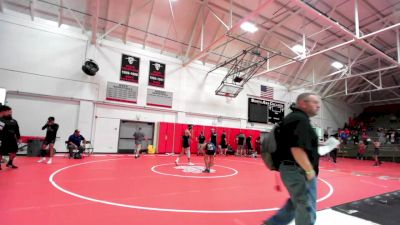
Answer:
[
  {"left": 291, "top": 44, "right": 306, "bottom": 55},
  {"left": 331, "top": 61, "right": 344, "bottom": 69},
  {"left": 240, "top": 22, "right": 258, "bottom": 33}
]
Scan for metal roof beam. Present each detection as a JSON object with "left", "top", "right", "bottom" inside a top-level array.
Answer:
[
  {"left": 123, "top": 0, "right": 134, "bottom": 44},
  {"left": 57, "top": 0, "right": 63, "bottom": 27},
  {"left": 90, "top": 0, "right": 99, "bottom": 45},
  {"left": 30, "top": 0, "right": 36, "bottom": 21},
  {"left": 143, "top": 0, "right": 155, "bottom": 48},
  {"left": 183, "top": 0, "right": 274, "bottom": 67},
  {"left": 168, "top": 0, "right": 184, "bottom": 56},
  {"left": 100, "top": 0, "right": 153, "bottom": 42},
  {"left": 292, "top": 0, "right": 400, "bottom": 67},
  {"left": 0, "top": 0, "right": 4, "bottom": 13},
  {"left": 184, "top": 5, "right": 202, "bottom": 60}
]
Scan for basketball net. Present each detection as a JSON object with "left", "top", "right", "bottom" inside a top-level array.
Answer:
[{"left": 225, "top": 93, "right": 233, "bottom": 103}]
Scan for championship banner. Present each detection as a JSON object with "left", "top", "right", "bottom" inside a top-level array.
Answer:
[
  {"left": 148, "top": 61, "right": 166, "bottom": 88},
  {"left": 248, "top": 98, "right": 285, "bottom": 124},
  {"left": 146, "top": 88, "right": 173, "bottom": 108},
  {"left": 106, "top": 82, "right": 138, "bottom": 104},
  {"left": 120, "top": 54, "right": 140, "bottom": 83}
]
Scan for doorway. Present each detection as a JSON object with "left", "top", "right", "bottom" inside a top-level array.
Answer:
[{"left": 118, "top": 121, "right": 155, "bottom": 154}]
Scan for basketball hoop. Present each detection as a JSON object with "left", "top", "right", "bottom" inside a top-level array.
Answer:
[{"left": 225, "top": 93, "right": 233, "bottom": 103}]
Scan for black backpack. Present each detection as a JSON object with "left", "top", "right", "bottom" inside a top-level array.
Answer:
[{"left": 261, "top": 123, "right": 282, "bottom": 171}]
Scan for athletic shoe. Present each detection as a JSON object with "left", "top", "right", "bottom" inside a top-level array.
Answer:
[
  {"left": 188, "top": 162, "right": 194, "bottom": 166},
  {"left": 47, "top": 159, "right": 52, "bottom": 164},
  {"left": 6, "top": 164, "right": 18, "bottom": 169},
  {"left": 37, "top": 158, "right": 46, "bottom": 163},
  {"left": 202, "top": 169, "right": 209, "bottom": 173}
]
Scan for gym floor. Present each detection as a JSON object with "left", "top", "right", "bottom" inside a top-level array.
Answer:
[{"left": 0, "top": 155, "right": 399, "bottom": 225}]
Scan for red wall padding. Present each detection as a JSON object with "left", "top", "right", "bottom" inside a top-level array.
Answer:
[{"left": 157, "top": 122, "right": 260, "bottom": 154}]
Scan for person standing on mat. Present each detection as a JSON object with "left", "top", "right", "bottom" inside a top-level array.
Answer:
[
  {"left": 0, "top": 105, "right": 7, "bottom": 169},
  {"left": 203, "top": 141, "right": 216, "bottom": 173},
  {"left": 357, "top": 141, "right": 366, "bottom": 160},
  {"left": 210, "top": 128, "right": 217, "bottom": 154},
  {"left": 0, "top": 105, "right": 20, "bottom": 169},
  {"left": 329, "top": 136, "right": 339, "bottom": 163},
  {"left": 133, "top": 127, "right": 146, "bottom": 159},
  {"left": 246, "top": 135, "right": 253, "bottom": 156},
  {"left": 38, "top": 117, "right": 59, "bottom": 164},
  {"left": 220, "top": 130, "right": 228, "bottom": 156},
  {"left": 372, "top": 139, "right": 382, "bottom": 166},
  {"left": 197, "top": 131, "right": 206, "bottom": 156},
  {"left": 175, "top": 125, "right": 193, "bottom": 166},
  {"left": 236, "top": 132, "right": 246, "bottom": 156},
  {"left": 262, "top": 93, "right": 320, "bottom": 225}
]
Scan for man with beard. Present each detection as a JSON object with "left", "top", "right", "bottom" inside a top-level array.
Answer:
[{"left": 262, "top": 93, "right": 321, "bottom": 225}]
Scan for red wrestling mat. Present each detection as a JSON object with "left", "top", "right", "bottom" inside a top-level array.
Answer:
[{"left": 0, "top": 155, "right": 399, "bottom": 225}]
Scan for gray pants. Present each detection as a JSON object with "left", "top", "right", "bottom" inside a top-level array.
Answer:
[
  {"left": 68, "top": 145, "right": 85, "bottom": 157},
  {"left": 263, "top": 164, "right": 317, "bottom": 225}
]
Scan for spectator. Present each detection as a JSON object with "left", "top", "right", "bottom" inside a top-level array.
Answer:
[
  {"left": 361, "top": 132, "right": 369, "bottom": 145},
  {"left": 38, "top": 117, "right": 59, "bottom": 164},
  {"left": 0, "top": 105, "right": 20, "bottom": 169},
  {"left": 357, "top": 142, "right": 366, "bottom": 160},
  {"left": 236, "top": 132, "right": 246, "bottom": 156},
  {"left": 340, "top": 131, "right": 348, "bottom": 145},
  {"left": 372, "top": 140, "right": 382, "bottom": 166},
  {"left": 352, "top": 130, "right": 359, "bottom": 145},
  {"left": 133, "top": 127, "right": 146, "bottom": 159},
  {"left": 197, "top": 131, "right": 206, "bottom": 156},
  {"left": 378, "top": 129, "right": 386, "bottom": 145},
  {"left": 210, "top": 128, "right": 217, "bottom": 152},
  {"left": 246, "top": 135, "right": 253, "bottom": 156},
  {"left": 219, "top": 130, "right": 228, "bottom": 156},
  {"left": 262, "top": 93, "right": 320, "bottom": 225},
  {"left": 255, "top": 136, "right": 261, "bottom": 154},
  {"left": 67, "top": 129, "right": 86, "bottom": 158}
]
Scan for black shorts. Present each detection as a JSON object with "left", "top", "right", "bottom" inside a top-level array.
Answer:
[
  {"left": 183, "top": 142, "right": 190, "bottom": 148},
  {"left": 221, "top": 142, "right": 227, "bottom": 149},
  {"left": 206, "top": 150, "right": 216, "bottom": 156},
  {"left": 43, "top": 139, "right": 56, "bottom": 145},
  {"left": 0, "top": 141, "right": 18, "bottom": 155},
  {"left": 373, "top": 148, "right": 380, "bottom": 156}
]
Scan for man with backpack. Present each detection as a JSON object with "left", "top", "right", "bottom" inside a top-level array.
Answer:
[{"left": 262, "top": 93, "right": 320, "bottom": 225}]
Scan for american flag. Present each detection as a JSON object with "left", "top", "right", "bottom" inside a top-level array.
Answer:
[{"left": 260, "top": 85, "right": 274, "bottom": 99}]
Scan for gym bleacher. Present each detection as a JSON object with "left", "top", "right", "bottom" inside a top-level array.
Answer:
[{"left": 336, "top": 104, "right": 400, "bottom": 163}]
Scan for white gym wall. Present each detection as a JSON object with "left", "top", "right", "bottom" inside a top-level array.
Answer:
[{"left": 0, "top": 11, "right": 361, "bottom": 152}]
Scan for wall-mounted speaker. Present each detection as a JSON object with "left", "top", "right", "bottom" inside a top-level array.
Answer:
[{"left": 82, "top": 59, "right": 99, "bottom": 76}]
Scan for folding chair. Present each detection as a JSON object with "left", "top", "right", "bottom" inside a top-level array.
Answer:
[{"left": 83, "top": 141, "right": 94, "bottom": 157}]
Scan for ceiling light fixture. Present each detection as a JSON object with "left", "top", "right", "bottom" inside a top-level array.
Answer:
[
  {"left": 331, "top": 61, "right": 344, "bottom": 69},
  {"left": 240, "top": 22, "right": 258, "bottom": 33},
  {"left": 291, "top": 44, "right": 306, "bottom": 55}
]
